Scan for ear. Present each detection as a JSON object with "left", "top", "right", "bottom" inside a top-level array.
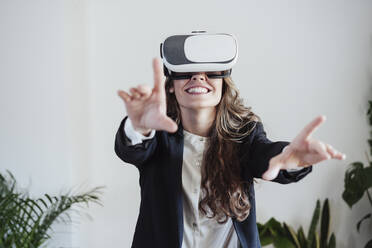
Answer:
[{"left": 169, "top": 87, "right": 174, "bottom": 93}]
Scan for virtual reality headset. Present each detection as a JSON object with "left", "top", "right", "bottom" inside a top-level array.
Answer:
[{"left": 160, "top": 31, "right": 238, "bottom": 80}]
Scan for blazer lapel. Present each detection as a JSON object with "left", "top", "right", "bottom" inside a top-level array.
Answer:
[{"left": 168, "top": 124, "right": 185, "bottom": 248}]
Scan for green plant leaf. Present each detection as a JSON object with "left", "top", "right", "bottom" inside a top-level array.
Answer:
[
  {"left": 342, "top": 162, "right": 366, "bottom": 208},
  {"left": 258, "top": 222, "right": 274, "bottom": 246},
  {"left": 260, "top": 234, "right": 274, "bottom": 246},
  {"left": 356, "top": 213, "right": 371, "bottom": 232},
  {"left": 266, "top": 217, "right": 285, "bottom": 237},
  {"left": 340, "top": 99, "right": 372, "bottom": 245},
  {"left": 0, "top": 170, "right": 104, "bottom": 247},
  {"left": 283, "top": 222, "right": 300, "bottom": 248},
  {"left": 257, "top": 222, "right": 264, "bottom": 230},
  {"left": 320, "top": 199, "right": 330, "bottom": 247},
  {"left": 363, "top": 167, "right": 372, "bottom": 189},
  {"left": 308, "top": 200, "right": 321, "bottom": 248},
  {"left": 327, "top": 233, "right": 336, "bottom": 248},
  {"left": 273, "top": 236, "right": 296, "bottom": 248},
  {"left": 297, "top": 227, "right": 307, "bottom": 248},
  {"left": 365, "top": 239, "right": 372, "bottom": 248},
  {"left": 314, "top": 233, "right": 320, "bottom": 248},
  {"left": 368, "top": 100, "right": 372, "bottom": 125}
]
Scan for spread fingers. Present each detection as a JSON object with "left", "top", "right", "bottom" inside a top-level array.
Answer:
[
  {"left": 130, "top": 88, "right": 143, "bottom": 99},
  {"left": 118, "top": 90, "right": 132, "bottom": 102},
  {"left": 136, "top": 84, "right": 152, "bottom": 98},
  {"left": 326, "top": 144, "right": 346, "bottom": 160}
]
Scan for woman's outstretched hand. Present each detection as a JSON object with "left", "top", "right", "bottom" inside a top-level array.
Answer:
[
  {"left": 117, "top": 58, "right": 178, "bottom": 135},
  {"left": 262, "top": 115, "right": 346, "bottom": 181}
]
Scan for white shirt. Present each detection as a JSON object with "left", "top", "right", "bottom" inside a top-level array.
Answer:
[
  {"left": 123, "top": 118, "right": 241, "bottom": 248},
  {"left": 181, "top": 129, "right": 240, "bottom": 248}
]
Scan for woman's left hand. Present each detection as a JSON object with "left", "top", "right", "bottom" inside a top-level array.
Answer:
[{"left": 262, "top": 115, "right": 346, "bottom": 181}]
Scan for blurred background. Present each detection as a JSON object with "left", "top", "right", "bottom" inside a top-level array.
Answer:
[{"left": 0, "top": 0, "right": 371, "bottom": 247}]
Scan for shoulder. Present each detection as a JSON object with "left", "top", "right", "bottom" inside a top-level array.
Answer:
[{"left": 239, "top": 119, "right": 264, "bottom": 142}]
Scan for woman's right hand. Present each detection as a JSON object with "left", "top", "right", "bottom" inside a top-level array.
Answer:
[{"left": 118, "top": 58, "right": 178, "bottom": 135}]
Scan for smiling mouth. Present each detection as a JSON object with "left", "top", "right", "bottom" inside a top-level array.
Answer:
[{"left": 185, "top": 87, "right": 211, "bottom": 95}]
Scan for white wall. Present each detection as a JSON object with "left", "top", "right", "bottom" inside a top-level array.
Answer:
[
  {"left": 0, "top": 0, "right": 88, "bottom": 247},
  {"left": 0, "top": 0, "right": 371, "bottom": 247}
]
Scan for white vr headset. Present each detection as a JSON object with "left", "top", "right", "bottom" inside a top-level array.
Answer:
[{"left": 160, "top": 31, "right": 238, "bottom": 80}]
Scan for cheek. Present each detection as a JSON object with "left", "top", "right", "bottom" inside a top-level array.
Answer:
[
  {"left": 173, "top": 82, "right": 187, "bottom": 101},
  {"left": 213, "top": 80, "right": 223, "bottom": 95},
  {"left": 173, "top": 80, "right": 187, "bottom": 91}
]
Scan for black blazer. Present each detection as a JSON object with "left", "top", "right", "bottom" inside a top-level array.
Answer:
[{"left": 114, "top": 116, "right": 312, "bottom": 248}]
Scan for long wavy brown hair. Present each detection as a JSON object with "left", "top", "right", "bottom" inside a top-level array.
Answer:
[{"left": 165, "top": 76, "right": 261, "bottom": 223}]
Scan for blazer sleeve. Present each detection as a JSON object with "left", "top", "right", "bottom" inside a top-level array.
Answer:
[
  {"left": 114, "top": 116, "right": 158, "bottom": 170},
  {"left": 247, "top": 121, "right": 312, "bottom": 184}
]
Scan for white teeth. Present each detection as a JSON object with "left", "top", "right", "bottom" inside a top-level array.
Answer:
[{"left": 186, "top": 87, "right": 209, "bottom": 94}]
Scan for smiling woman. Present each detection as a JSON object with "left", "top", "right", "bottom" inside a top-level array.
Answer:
[
  {"left": 167, "top": 72, "right": 224, "bottom": 112},
  {"left": 115, "top": 31, "right": 346, "bottom": 248}
]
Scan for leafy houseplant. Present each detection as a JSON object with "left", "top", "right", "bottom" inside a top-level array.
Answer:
[
  {"left": 258, "top": 199, "right": 336, "bottom": 248},
  {"left": 342, "top": 100, "right": 372, "bottom": 248},
  {"left": 0, "top": 170, "right": 103, "bottom": 248}
]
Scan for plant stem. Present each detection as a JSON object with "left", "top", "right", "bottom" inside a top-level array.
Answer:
[
  {"left": 365, "top": 150, "right": 371, "bottom": 164},
  {"left": 367, "top": 189, "right": 372, "bottom": 207}
]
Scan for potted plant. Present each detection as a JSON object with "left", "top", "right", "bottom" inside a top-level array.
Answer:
[
  {"left": 0, "top": 170, "right": 104, "bottom": 248},
  {"left": 258, "top": 198, "right": 336, "bottom": 248},
  {"left": 342, "top": 100, "right": 372, "bottom": 248}
]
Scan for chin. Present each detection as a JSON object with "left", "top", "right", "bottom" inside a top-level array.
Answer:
[
  {"left": 182, "top": 101, "right": 220, "bottom": 110},
  {"left": 176, "top": 96, "right": 221, "bottom": 110}
]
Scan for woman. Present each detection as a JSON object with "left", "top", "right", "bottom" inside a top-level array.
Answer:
[{"left": 115, "top": 57, "right": 346, "bottom": 248}]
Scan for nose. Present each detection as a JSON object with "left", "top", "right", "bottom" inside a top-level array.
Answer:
[{"left": 191, "top": 73, "right": 206, "bottom": 81}]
